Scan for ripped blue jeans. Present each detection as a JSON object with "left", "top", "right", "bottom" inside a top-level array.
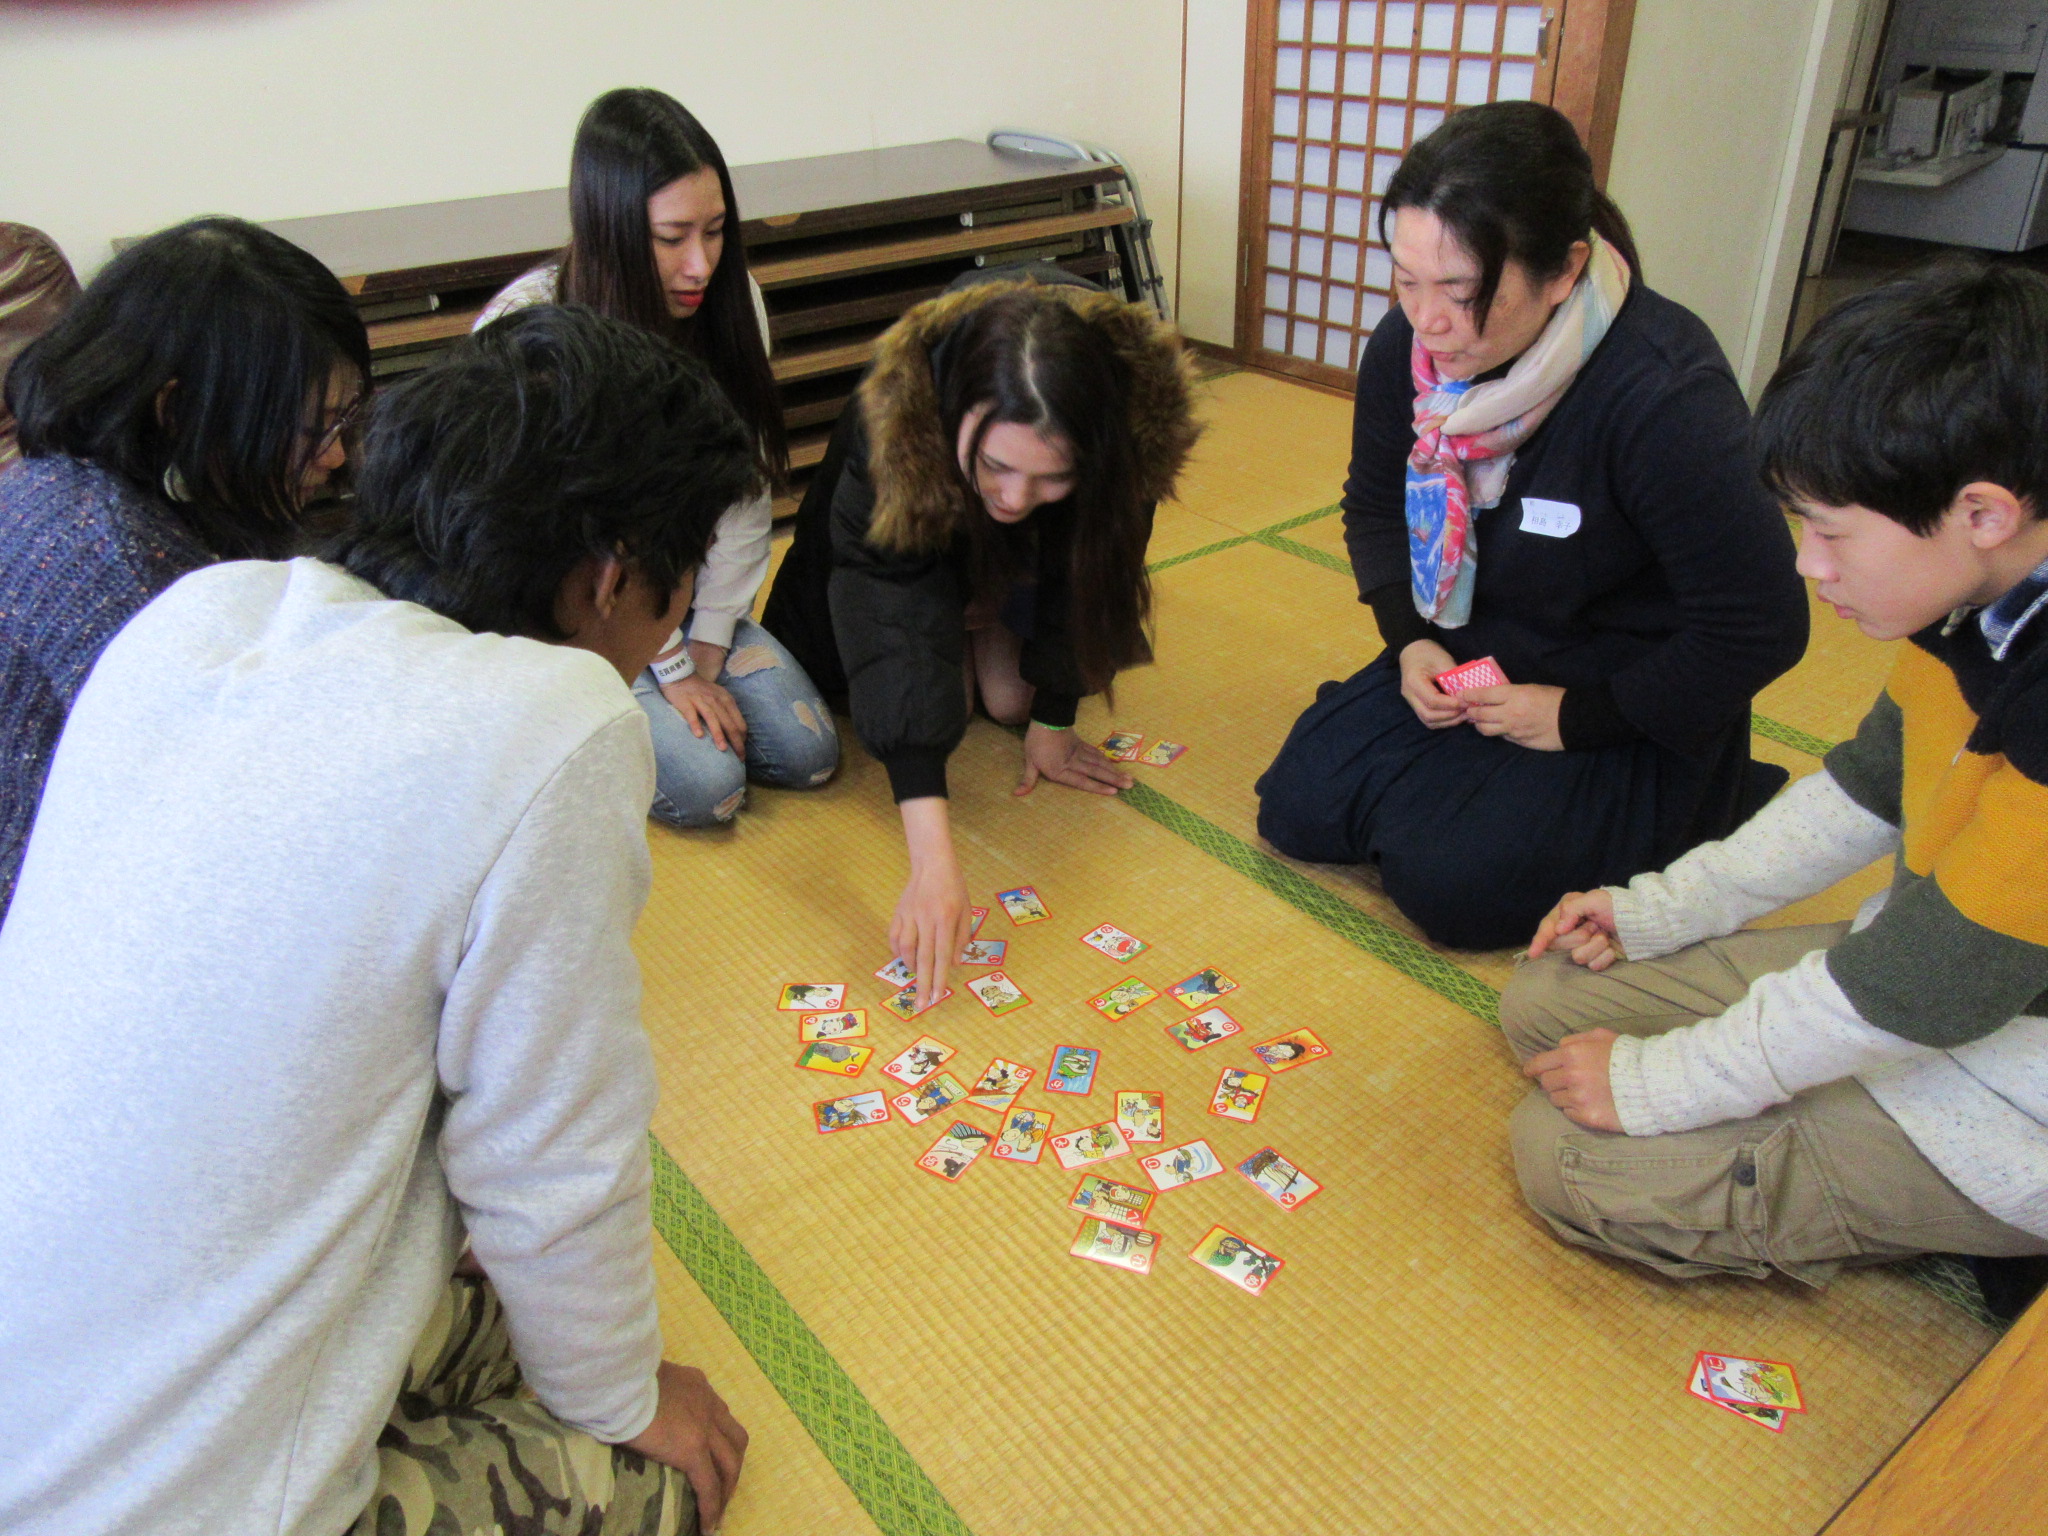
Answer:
[{"left": 630, "top": 618, "right": 839, "bottom": 828}]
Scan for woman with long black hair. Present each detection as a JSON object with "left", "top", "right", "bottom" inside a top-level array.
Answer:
[
  {"left": 478, "top": 86, "right": 837, "bottom": 827},
  {"left": 1255, "top": 102, "right": 1809, "bottom": 950}
]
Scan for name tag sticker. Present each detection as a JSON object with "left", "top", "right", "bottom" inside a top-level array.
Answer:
[{"left": 1519, "top": 497, "right": 1582, "bottom": 538}]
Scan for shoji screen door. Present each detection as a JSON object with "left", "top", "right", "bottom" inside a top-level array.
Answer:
[{"left": 1236, "top": 0, "right": 1633, "bottom": 390}]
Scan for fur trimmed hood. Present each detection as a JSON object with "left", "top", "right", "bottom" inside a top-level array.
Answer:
[{"left": 856, "top": 280, "right": 1202, "bottom": 555}]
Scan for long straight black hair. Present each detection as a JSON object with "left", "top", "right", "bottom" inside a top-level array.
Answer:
[
  {"left": 1380, "top": 101, "right": 1640, "bottom": 332},
  {"left": 557, "top": 88, "right": 787, "bottom": 486},
  {"left": 7, "top": 216, "right": 368, "bottom": 557}
]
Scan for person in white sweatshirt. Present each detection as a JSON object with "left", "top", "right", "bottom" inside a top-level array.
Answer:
[{"left": 0, "top": 307, "right": 754, "bottom": 1535}]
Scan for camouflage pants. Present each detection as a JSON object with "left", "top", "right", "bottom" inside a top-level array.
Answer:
[{"left": 347, "top": 1275, "right": 694, "bottom": 1536}]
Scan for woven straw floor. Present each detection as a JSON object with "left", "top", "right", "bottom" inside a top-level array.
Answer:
[{"left": 632, "top": 370, "right": 1991, "bottom": 1536}]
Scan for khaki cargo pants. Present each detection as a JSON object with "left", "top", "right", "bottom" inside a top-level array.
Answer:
[
  {"left": 1500, "top": 922, "right": 2048, "bottom": 1285},
  {"left": 348, "top": 1276, "right": 694, "bottom": 1536}
]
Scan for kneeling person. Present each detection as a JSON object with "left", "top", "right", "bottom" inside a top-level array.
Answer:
[{"left": 0, "top": 306, "right": 753, "bottom": 1534}]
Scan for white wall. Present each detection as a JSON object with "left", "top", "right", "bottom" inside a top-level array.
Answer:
[
  {"left": 0, "top": 0, "right": 1183, "bottom": 282},
  {"left": 1178, "top": 0, "right": 1251, "bottom": 345}
]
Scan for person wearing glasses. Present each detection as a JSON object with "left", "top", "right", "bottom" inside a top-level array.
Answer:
[{"left": 0, "top": 215, "right": 367, "bottom": 916}]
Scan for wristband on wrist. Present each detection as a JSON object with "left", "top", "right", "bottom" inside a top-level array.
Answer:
[
  {"left": 650, "top": 649, "right": 695, "bottom": 685},
  {"left": 1029, "top": 720, "right": 1070, "bottom": 732}
]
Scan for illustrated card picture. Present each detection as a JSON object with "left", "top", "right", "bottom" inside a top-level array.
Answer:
[
  {"left": 1044, "top": 1045, "right": 1100, "bottom": 1096},
  {"left": 1114, "top": 1089, "right": 1164, "bottom": 1144},
  {"left": 992, "top": 1104, "right": 1054, "bottom": 1163},
  {"left": 996, "top": 886, "right": 1050, "bottom": 925},
  {"left": 779, "top": 982, "right": 846, "bottom": 1012},
  {"left": 1099, "top": 729, "right": 1144, "bottom": 762},
  {"left": 957, "top": 938, "right": 1007, "bottom": 966},
  {"left": 1079, "top": 923, "right": 1148, "bottom": 962},
  {"left": 1237, "top": 1147, "right": 1323, "bottom": 1210},
  {"left": 1696, "top": 1353, "right": 1805, "bottom": 1415},
  {"left": 1188, "top": 1225, "right": 1284, "bottom": 1296},
  {"left": 795, "top": 1041, "right": 872, "bottom": 1078},
  {"left": 1249, "top": 1028, "right": 1329, "bottom": 1072},
  {"left": 966, "top": 970, "right": 1032, "bottom": 1017},
  {"left": 1140, "top": 1138, "right": 1223, "bottom": 1191},
  {"left": 881, "top": 983, "right": 953, "bottom": 1021},
  {"left": 873, "top": 957, "right": 916, "bottom": 989},
  {"left": 1165, "top": 1007, "right": 1242, "bottom": 1052},
  {"left": 968, "top": 905, "right": 989, "bottom": 937},
  {"left": 1050, "top": 1120, "right": 1131, "bottom": 1170},
  {"left": 1067, "top": 1173, "right": 1155, "bottom": 1227},
  {"left": 797, "top": 1009, "right": 868, "bottom": 1043},
  {"left": 881, "top": 1035, "right": 955, "bottom": 1087},
  {"left": 1168, "top": 969, "right": 1238, "bottom": 1010},
  {"left": 1433, "top": 654, "right": 1509, "bottom": 694},
  {"left": 1136, "top": 739, "right": 1186, "bottom": 767},
  {"left": 891, "top": 1071, "right": 968, "bottom": 1125},
  {"left": 965, "top": 1057, "right": 1034, "bottom": 1113},
  {"left": 1088, "top": 978, "right": 1160, "bottom": 1021},
  {"left": 812, "top": 1090, "right": 890, "bottom": 1134},
  {"left": 1070, "top": 1217, "right": 1157, "bottom": 1275},
  {"left": 917, "top": 1120, "right": 993, "bottom": 1182},
  {"left": 1208, "top": 1066, "right": 1268, "bottom": 1122},
  {"left": 1688, "top": 1358, "right": 1787, "bottom": 1432}
]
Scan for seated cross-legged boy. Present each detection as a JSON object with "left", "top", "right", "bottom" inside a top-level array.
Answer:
[
  {"left": 1499, "top": 263, "right": 2048, "bottom": 1294},
  {"left": 0, "top": 306, "right": 756, "bottom": 1536}
]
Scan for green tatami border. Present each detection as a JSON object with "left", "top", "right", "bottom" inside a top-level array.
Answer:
[{"left": 647, "top": 1138, "right": 977, "bottom": 1536}]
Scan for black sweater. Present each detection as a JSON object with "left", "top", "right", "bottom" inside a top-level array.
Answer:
[{"left": 1344, "top": 287, "right": 1808, "bottom": 756}]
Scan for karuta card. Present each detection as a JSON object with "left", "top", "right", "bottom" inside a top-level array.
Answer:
[
  {"left": 1168, "top": 969, "right": 1238, "bottom": 1010},
  {"left": 812, "top": 1090, "right": 890, "bottom": 1134},
  {"left": 1069, "top": 1216, "right": 1157, "bottom": 1274},
  {"left": 1114, "top": 1089, "right": 1164, "bottom": 1144},
  {"left": 1068, "top": 1172, "right": 1156, "bottom": 1227},
  {"left": 991, "top": 1104, "right": 1054, "bottom": 1163},
  {"left": 964, "top": 1057, "right": 1034, "bottom": 1113},
  {"left": 779, "top": 982, "right": 846, "bottom": 1012},
  {"left": 797, "top": 1009, "right": 868, "bottom": 1043},
  {"left": 1434, "top": 654, "right": 1509, "bottom": 693},
  {"left": 1088, "top": 978, "right": 1160, "bottom": 1020},
  {"left": 1044, "top": 1045, "right": 1100, "bottom": 1096},
  {"left": 891, "top": 1071, "right": 968, "bottom": 1125},
  {"left": 1050, "top": 1119, "right": 1132, "bottom": 1169},
  {"left": 917, "top": 1120, "right": 993, "bottom": 1182},
  {"left": 957, "top": 938, "right": 1007, "bottom": 966},
  {"left": 1209, "top": 1066, "right": 1268, "bottom": 1123},
  {"left": 1189, "top": 1224, "right": 1284, "bottom": 1296},
  {"left": 1079, "top": 923, "right": 1149, "bottom": 962},
  {"left": 995, "top": 885, "right": 1050, "bottom": 925},
  {"left": 1697, "top": 1352, "right": 1805, "bottom": 1414},
  {"left": 965, "top": 970, "right": 1032, "bottom": 1017},
  {"left": 968, "top": 905, "right": 989, "bottom": 937},
  {"left": 881, "top": 983, "right": 954, "bottom": 1021},
  {"left": 874, "top": 957, "right": 916, "bottom": 989},
  {"left": 795, "top": 1041, "right": 873, "bottom": 1078},
  {"left": 1099, "top": 729, "right": 1144, "bottom": 762},
  {"left": 880, "top": 1035, "right": 955, "bottom": 1087},
  {"left": 1140, "top": 1138, "right": 1224, "bottom": 1190},
  {"left": 1136, "top": 739, "right": 1186, "bottom": 767},
  {"left": 1249, "top": 1028, "right": 1329, "bottom": 1073},
  {"left": 1237, "top": 1147, "right": 1323, "bottom": 1210},
  {"left": 1165, "top": 1007, "right": 1242, "bottom": 1052},
  {"left": 1689, "top": 1358, "right": 1787, "bottom": 1432}
]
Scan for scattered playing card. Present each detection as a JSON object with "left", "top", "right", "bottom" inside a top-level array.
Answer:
[
  {"left": 1249, "top": 1028, "right": 1329, "bottom": 1072},
  {"left": 1050, "top": 1120, "right": 1132, "bottom": 1169},
  {"left": 873, "top": 957, "right": 916, "bottom": 989},
  {"left": 1165, "top": 1008, "right": 1242, "bottom": 1051},
  {"left": 891, "top": 1071, "right": 968, "bottom": 1125},
  {"left": 1114, "top": 1089, "right": 1164, "bottom": 1144},
  {"left": 1434, "top": 654, "right": 1509, "bottom": 693},
  {"left": 995, "top": 886, "right": 1050, "bottom": 925},
  {"left": 964, "top": 1057, "right": 1034, "bottom": 1113},
  {"left": 1140, "top": 1138, "right": 1224, "bottom": 1190},
  {"left": 1070, "top": 1216, "right": 1157, "bottom": 1274},
  {"left": 1208, "top": 1066, "right": 1268, "bottom": 1122},
  {"left": 1689, "top": 1358, "right": 1788, "bottom": 1432},
  {"left": 966, "top": 970, "right": 1032, "bottom": 1017},
  {"left": 779, "top": 982, "right": 846, "bottom": 1012},
  {"left": 1099, "top": 729, "right": 1144, "bottom": 761},
  {"left": 1068, "top": 1173, "right": 1156, "bottom": 1227},
  {"left": 968, "top": 905, "right": 989, "bottom": 937},
  {"left": 881, "top": 1035, "right": 956, "bottom": 1087},
  {"left": 1044, "top": 1045, "right": 1101, "bottom": 1095},
  {"left": 1188, "top": 1225, "right": 1283, "bottom": 1296},
  {"left": 881, "top": 983, "right": 954, "bottom": 1021},
  {"left": 1237, "top": 1147, "right": 1322, "bottom": 1210},
  {"left": 917, "top": 1120, "right": 993, "bottom": 1181},
  {"left": 1136, "top": 739, "right": 1187, "bottom": 767},
  {"left": 1088, "top": 978, "right": 1160, "bottom": 1020},
  {"left": 812, "top": 1090, "right": 890, "bottom": 1134},
  {"left": 1079, "top": 922, "right": 1149, "bottom": 963},
  {"left": 957, "top": 938, "right": 1007, "bottom": 966},
  {"left": 1168, "top": 969, "right": 1238, "bottom": 1010},
  {"left": 992, "top": 1104, "right": 1054, "bottom": 1163},
  {"left": 1697, "top": 1352, "right": 1805, "bottom": 1414},
  {"left": 795, "top": 1041, "right": 873, "bottom": 1078},
  {"left": 798, "top": 1009, "right": 868, "bottom": 1043}
]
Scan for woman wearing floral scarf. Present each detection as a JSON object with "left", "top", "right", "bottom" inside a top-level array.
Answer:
[{"left": 1257, "top": 103, "right": 1809, "bottom": 951}]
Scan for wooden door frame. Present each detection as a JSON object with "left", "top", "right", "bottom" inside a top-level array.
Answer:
[{"left": 1231, "top": 0, "right": 1638, "bottom": 389}]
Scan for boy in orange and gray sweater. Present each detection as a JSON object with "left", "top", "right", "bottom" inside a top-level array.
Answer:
[{"left": 1502, "top": 263, "right": 2048, "bottom": 1314}]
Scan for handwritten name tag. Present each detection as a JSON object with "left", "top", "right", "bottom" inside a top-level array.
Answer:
[{"left": 1519, "top": 497, "right": 1582, "bottom": 538}]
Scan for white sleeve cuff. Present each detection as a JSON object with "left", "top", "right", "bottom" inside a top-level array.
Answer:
[{"left": 684, "top": 608, "right": 739, "bottom": 652}]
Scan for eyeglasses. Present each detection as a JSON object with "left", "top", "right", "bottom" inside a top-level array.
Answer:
[{"left": 310, "top": 394, "right": 368, "bottom": 460}]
